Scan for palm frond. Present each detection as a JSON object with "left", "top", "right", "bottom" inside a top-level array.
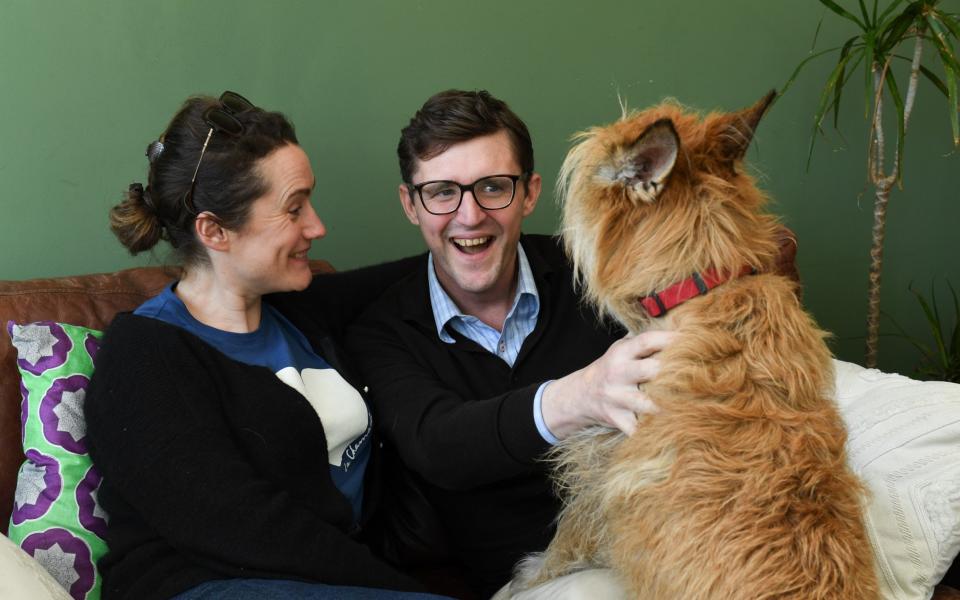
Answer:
[
  {"left": 820, "top": 0, "right": 868, "bottom": 29},
  {"left": 877, "top": 0, "right": 909, "bottom": 28},
  {"left": 807, "top": 49, "right": 860, "bottom": 169}
]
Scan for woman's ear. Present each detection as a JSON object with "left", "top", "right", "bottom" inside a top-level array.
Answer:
[{"left": 194, "top": 212, "right": 229, "bottom": 252}]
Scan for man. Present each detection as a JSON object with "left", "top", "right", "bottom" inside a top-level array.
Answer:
[{"left": 347, "top": 90, "right": 670, "bottom": 596}]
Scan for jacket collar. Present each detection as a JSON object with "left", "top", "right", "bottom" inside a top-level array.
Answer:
[{"left": 396, "top": 234, "right": 557, "bottom": 330}]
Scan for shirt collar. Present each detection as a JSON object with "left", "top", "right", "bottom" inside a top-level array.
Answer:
[{"left": 427, "top": 243, "right": 540, "bottom": 343}]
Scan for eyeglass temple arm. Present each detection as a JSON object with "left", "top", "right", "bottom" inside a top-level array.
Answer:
[{"left": 190, "top": 128, "right": 215, "bottom": 184}]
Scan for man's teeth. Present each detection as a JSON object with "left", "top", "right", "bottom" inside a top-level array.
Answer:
[
  {"left": 291, "top": 250, "right": 308, "bottom": 258},
  {"left": 453, "top": 237, "right": 490, "bottom": 248}
]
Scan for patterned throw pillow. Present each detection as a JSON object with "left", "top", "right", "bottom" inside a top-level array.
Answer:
[{"left": 6, "top": 321, "right": 108, "bottom": 600}]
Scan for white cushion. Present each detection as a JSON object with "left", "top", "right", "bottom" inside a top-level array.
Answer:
[
  {"left": 0, "top": 534, "right": 71, "bottom": 600},
  {"left": 491, "top": 569, "right": 627, "bottom": 600},
  {"left": 834, "top": 360, "right": 960, "bottom": 600}
]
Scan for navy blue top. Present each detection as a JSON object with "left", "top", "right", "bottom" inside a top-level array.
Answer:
[{"left": 136, "top": 284, "right": 372, "bottom": 521}]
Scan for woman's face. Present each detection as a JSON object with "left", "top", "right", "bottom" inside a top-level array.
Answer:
[{"left": 222, "top": 144, "right": 326, "bottom": 296}]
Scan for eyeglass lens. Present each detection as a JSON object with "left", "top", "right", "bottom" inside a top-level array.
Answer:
[
  {"left": 202, "top": 91, "right": 256, "bottom": 135},
  {"left": 185, "top": 91, "right": 258, "bottom": 213},
  {"left": 220, "top": 91, "right": 253, "bottom": 114},
  {"left": 420, "top": 176, "right": 517, "bottom": 214},
  {"left": 204, "top": 110, "right": 244, "bottom": 135}
]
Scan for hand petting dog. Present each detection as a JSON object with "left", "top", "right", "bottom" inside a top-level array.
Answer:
[{"left": 542, "top": 331, "right": 675, "bottom": 438}]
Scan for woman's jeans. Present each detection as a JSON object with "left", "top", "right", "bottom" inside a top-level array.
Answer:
[{"left": 171, "top": 578, "right": 454, "bottom": 600}]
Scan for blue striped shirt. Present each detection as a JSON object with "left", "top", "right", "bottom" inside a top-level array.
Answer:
[{"left": 427, "top": 244, "right": 559, "bottom": 443}]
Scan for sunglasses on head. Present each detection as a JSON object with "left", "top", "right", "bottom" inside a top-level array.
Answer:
[{"left": 183, "top": 91, "right": 257, "bottom": 213}]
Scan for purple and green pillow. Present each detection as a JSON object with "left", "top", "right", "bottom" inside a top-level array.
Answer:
[{"left": 6, "top": 321, "right": 108, "bottom": 600}]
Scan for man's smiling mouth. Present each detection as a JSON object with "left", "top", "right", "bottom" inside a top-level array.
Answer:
[{"left": 452, "top": 236, "right": 492, "bottom": 254}]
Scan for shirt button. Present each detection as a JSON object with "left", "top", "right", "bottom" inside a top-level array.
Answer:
[{"left": 498, "top": 341, "right": 506, "bottom": 354}]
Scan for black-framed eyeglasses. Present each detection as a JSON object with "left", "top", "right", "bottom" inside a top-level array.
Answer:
[
  {"left": 408, "top": 173, "right": 528, "bottom": 215},
  {"left": 183, "top": 91, "right": 256, "bottom": 213}
]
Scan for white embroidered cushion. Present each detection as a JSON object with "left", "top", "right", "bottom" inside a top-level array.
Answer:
[
  {"left": 0, "top": 533, "right": 72, "bottom": 600},
  {"left": 833, "top": 360, "right": 960, "bottom": 600}
]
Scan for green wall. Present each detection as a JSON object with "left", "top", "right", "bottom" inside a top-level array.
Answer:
[{"left": 1, "top": 0, "right": 957, "bottom": 375}]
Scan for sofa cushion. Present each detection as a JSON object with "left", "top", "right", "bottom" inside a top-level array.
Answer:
[
  {"left": 0, "top": 531, "right": 72, "bottom": 600},
  {"left": 0, "top": 267, "right": 176, "bottom": 535},
  {"left": 834, "top": 360, "right": 960, "bottom": 599}
]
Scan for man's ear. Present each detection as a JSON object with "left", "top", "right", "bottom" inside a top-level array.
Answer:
[
  {"left": 521, "top": 172, "right": 542, "bottom": 217},
  {"left": 194, "top": 212, "right": 229, "bottom": 252},
  {"left": 398, "top": 183, "right": 420, "bottom": 226}
]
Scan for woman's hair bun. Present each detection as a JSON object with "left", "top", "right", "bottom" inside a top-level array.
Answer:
[{"left": 109, "top": 181, "right": 164, "bottom": 255}]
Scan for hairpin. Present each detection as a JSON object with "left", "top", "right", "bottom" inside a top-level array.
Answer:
[{"left": 145, "top": 140, "right": 165, "bottom": 164}]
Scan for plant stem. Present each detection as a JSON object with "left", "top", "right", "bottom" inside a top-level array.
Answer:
[
  {"left": 903, "top": 33, "right": 923, "bottom": 130},
  {"left": 865, "top": 61, "right": 886, "bottom": 368},
  {"left": 865, "top": 181, "right": 892, "bottom": 367},
  {"left": 871, "top": 61, "right": 886, "bottom": 182},
  {"left": 863, "top": 34, "right": 922, "bottom": 368}
]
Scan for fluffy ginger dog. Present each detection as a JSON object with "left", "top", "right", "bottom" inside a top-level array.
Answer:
[{"left": 511, "top": 92, "right": 879, "bottom": 599}]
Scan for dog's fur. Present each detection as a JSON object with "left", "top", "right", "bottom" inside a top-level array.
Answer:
[{"left": 512, "top": 93, "right": 879, "bottom": 599}]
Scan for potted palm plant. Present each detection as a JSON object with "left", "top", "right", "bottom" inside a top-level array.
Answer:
[{"left": 782, "top": 0, "right": 959, "bottom": 368}]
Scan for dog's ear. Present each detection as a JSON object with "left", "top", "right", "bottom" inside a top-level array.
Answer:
[
  {"left": 713, "top": 90, "right": 777, "bottom": 167},
  {"left": 617, "top": 118, "right": 679, "bottom": 203}
]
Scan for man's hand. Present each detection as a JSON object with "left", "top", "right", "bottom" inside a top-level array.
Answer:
[{"left": 541, "top": 330, "right": 676, "bottom": 439}]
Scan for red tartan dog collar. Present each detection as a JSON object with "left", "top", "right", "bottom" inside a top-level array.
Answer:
[{"left": 638, "top": 265, "right": 756, "bottom": 317}]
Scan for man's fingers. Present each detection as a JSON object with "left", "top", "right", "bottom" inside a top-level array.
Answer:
[
  {"left": 604, "top": 392, "right": 658, "bottom": 435},
  {"left": 630, "top": 357, "right": 661, "bottom": 384},
  {"left": 631, "top": 392, "right": 660, "bottom": 416},
  {"left": 623, "top": 330, "right": 677, "bottom": 358},
  {"left": 608, "top": 408, "right": 638, "bottom": 436}
]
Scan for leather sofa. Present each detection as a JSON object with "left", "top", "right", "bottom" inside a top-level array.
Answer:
[{"left": 2, "top": 249, "right": 958, "bottom": 599}]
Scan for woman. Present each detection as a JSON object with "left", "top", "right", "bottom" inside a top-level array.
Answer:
[{"left": 85, "top": 92, "right": 445, "bottom": 600}]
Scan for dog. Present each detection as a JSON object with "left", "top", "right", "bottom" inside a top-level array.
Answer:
[{"left": 510, "top": 92, "right": 879, "bottom": 599}]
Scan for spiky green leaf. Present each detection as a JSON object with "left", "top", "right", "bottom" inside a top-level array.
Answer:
[
  {"left": 931, "top": 282, "right": 943, "bottom": 334},
  {"left": 858, "top": 0, "right": 872, "bottom": 26},
  {"left": 945, "top": 63, "right": 959, "bottom": 146},
  {"left": 883, "top": 309, "right": 937, "bottom": 361},
  {"left": 820, "top": 0, "right": 868, "bottom": 29},
  {"left": 877, "top": 0, "right": 909, "bottom": 28},
  {"left": 932, "top": 9, "right": 960, "bottom": 41},
  {"left": 807, "top": 49, "right": 859, "bottom": 169},
  {"left": 811, "top": 16, "right": 825, "bottom": 52},
  {"left": 927, "top": 15, "right": 960, "bottom": 69},
  {"left": 780, "top": 46, "right": 847, "bottom": 99},
  {"left": 879, "top": 10, "right": 916, "bottom": 53},
  {"left": 911, "top": 285, "right": 949, "bottom": 367},
  {"left": 833, "top": 40, "right": 862, "bottom": 129},
  {"left": 928, "top": 15, "right": 960, "bottom": 145}
]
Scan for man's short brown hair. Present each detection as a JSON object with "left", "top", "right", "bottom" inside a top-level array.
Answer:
[{"left": 397, "top": 89, "right": 534, "bottom": 184}]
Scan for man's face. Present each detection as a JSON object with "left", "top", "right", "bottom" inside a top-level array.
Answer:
[{"left": 399, "top": 131, "right": 541, "bottom": 307}]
